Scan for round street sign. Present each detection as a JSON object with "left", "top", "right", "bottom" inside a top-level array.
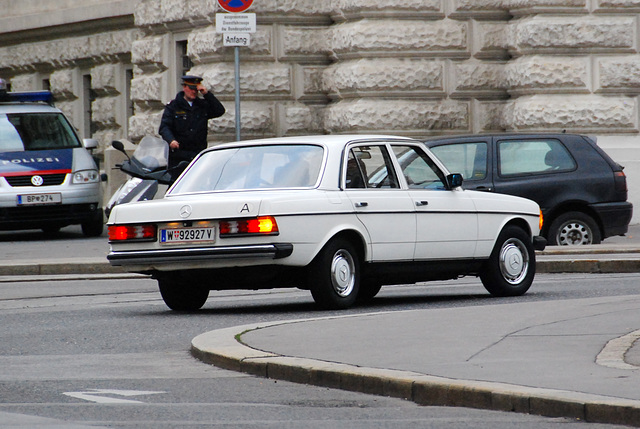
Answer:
[{"left": 218, "top": 0, "right": 253, "bottom": 13}]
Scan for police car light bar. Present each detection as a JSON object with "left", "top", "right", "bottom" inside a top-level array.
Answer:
[{"left": 0, "top": 91, "right": 54, "bottom": 104}]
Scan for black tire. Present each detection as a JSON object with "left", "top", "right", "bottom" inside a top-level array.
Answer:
[
  {"left": 308, "top": 238, "right": 360, "bottom": 310},
  {"left": 547, "top": 211, "right": 601, "bottom": 246},
  {"left": 82, "top": 212, "right": 104, "bottom": 237},
  {"left": 480, "top": 225, "right": 535, "bottom": 297},
  {"left": 357, "top": 281, "right": 383, "bottom": 302},
  {"left": 158, "top": 277, "right": 209, "bottom": 311}
]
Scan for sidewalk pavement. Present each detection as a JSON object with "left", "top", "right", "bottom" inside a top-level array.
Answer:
[{"left": 4, "top": 226, "right": 640, "bottom": 426}]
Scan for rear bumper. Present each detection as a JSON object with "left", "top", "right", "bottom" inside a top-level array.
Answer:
[
  {"left": 107, "top": 243, "right": 294, "bottom": 267},
  {"left": 590, "top": 201, "right": 633, "bottom": 238}
]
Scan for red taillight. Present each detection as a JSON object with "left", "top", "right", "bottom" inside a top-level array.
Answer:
[
  {"left": 614, "top": 171, "right": 628, "bottom": 193},
  {"left": 108, "top": 224, "right": 157, "bottom": 241},
  {"left": 219, "top": 216, "right": 279, "bottom": 237}
]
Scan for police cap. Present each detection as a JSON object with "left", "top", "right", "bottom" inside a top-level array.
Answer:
[{"left": 181, "top": 75, "right": 203, "bottom": 88}]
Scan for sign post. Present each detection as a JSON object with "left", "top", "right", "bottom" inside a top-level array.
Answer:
[{"left": 216, "top": 0, "right": 255, "bottom": 141}]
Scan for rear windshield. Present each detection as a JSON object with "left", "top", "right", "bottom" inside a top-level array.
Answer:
[
  {"left": 0, "top": 113, "right": 81, "bottom": 152},
  {"left": 170, "top": 144, "right": 324, "bottom": 194}
]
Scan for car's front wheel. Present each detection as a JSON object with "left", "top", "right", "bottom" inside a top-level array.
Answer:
[
  {"left": 308, "top": 238, "right": 360, "bottom": 310},
  {"left": 480, "top": 225, "right": 535, "bottom": 297},
  {"left": 158, "top": 277, "right": 209, "bottom": 311},
  {"left": 547, "top": 211, "right": 601, "bottom": 246}
]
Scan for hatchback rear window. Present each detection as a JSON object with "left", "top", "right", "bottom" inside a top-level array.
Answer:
[
  {"left": 0, "top": 113, "right": 81, "bottom": 152},
  {"left": 498, "top": 139, "right": 576, "bottom": 176}
]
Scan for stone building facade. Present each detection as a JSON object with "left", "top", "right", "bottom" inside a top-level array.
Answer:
[{"left": 1, "top": 0, "right": 640, "bottom": 219}]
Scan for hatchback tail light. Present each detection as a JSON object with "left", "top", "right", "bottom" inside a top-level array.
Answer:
[{"left": 614, "top": 170, "right": 628, "bottom": 193}]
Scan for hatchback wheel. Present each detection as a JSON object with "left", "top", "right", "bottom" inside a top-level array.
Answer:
[
  {"left": 308, "top": 238, "right": 360, "bottom": 310},
  {"left": 548, "top": 211, "right": 601, "bottom": 246},
  {"left": 158, "top": 277, "right": 209, "bottom": 311},
  {"left": 480, "top": 225, "right": 535, "bottom": 297}
]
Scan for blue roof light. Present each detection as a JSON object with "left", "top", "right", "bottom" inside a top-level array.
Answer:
[{"left": 1, "top": 91, "right": 54, "bottom": 104}]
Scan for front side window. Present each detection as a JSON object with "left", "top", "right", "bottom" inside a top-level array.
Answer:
[
  {"left": 0, "top": 113, "right": 81, "bottom": 153},
  {"left": 498, "top": 139, "right": 576, "bottom": 176},
  {"left": 391, "top": 145, "right": 447, "bottom": 189},
  {"left": 429, "top": 142, "right": 487, "bottom": 181},
  {"left": 170, "top": 144, "right": 324, "bottom": 194}
]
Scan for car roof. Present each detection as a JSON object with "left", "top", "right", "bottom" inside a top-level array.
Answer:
[
  {"left": 0, "top": 103, "right": 61, "bottom": 114},
  {"left": 423, "top": 132, "right": 592, "bottom": 144},
  {"left": 203, "top": 134, "right": 418, "bottom": 152}
]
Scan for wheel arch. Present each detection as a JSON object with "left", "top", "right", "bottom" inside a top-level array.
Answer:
[{"left": 542, "top": 202, "right": 602, "bottom": 238}]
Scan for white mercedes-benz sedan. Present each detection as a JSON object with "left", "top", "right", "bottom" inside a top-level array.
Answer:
[{"left": 107, "top": 135, "right": 546, "bottom": 311}]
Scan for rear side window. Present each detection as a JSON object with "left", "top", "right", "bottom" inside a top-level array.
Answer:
[
  {"left": 429, "top": 142, "right": 487, "bottom": 181},
  {"left": 498, "top": 139, "right": 576, "bottom": 176},
  {"left": 0, "top": 113, "right": 81, "bottom": 152},
  {"left": 346, "top": 145, "right": 399, "bottom": 189}
]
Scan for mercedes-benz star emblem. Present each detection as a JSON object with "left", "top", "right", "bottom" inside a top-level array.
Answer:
[
  {"left": 179, "top": 205, "right": 192, "bottom": 218},
  {"left": 31, "top": 175, "right": 44, "bottom": 186}
]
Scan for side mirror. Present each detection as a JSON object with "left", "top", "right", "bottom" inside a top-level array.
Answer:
[
  {"left": 447, "top": 173, "right": 463, "bottom": 189},
  {"left": 83, "top": 138, "right": 99, "bottom": 150}
]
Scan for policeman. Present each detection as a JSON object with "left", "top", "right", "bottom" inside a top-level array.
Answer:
[{"left": 159, "top": 75, "right": 225, "bottom": 168}]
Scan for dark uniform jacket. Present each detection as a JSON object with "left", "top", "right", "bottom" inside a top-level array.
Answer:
[{"left": 159, "top": 91, "right": 225, "bottom": 167}]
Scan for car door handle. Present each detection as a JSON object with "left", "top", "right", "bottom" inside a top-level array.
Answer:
[
  {"left": 415, "top": 201, "right": 429, "bottom": 206},
  {"left": 474, "top": 186, "right": 493, "bottom": 192},
  {"left": 355, "top": 202, "right": 368, "bottom": 208}
]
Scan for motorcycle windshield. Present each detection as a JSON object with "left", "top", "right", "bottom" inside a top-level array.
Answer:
[{"left": 131, "top": 136, "right": 168, "bottom": 171}]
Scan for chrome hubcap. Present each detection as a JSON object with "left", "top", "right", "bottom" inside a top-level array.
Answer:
[
  {"left": 557, "top": 222, "right": 592, "bottom": 246},
  {"left": 499, "top": 238, "right": 529, "bottom": 284},
  {"left": 330, "top": 249, "right": 355, "bottom": 297}
]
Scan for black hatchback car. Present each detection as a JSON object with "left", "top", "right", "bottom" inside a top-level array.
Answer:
[{"left": 424, "top": 133, "right": 632, "bottom": 246}]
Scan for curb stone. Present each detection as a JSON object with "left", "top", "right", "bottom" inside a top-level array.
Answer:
[{"left": 191, "top": 318, "right": 640, "bottom": 428}]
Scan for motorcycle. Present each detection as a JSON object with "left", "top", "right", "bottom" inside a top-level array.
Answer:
[{"left": 105, "top": 135, "right": 186, "bottom": 217}]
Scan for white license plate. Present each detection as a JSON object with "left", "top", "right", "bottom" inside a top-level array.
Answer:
[
  {"left": 17, "top": 193, "right": 62, "bottom": 205},
  {"left": 160, "top": 227, "right": 215, "bottom": 244}
]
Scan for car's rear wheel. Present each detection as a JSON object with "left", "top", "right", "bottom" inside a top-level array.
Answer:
[
  {"left": 548, "top": 211, "right": 601, "bottom": 246},
  {"left": 357, "top": 281, "right": 383, "bottom": 302},
  {"left": 158, "top": 277, "right": 209, "bottom": 311},
  {"left": 308, "top": 238, "right": 360, "bottom": 310},
  {"left": 480, "top": 225, "right": 535, "bottom": 297}
]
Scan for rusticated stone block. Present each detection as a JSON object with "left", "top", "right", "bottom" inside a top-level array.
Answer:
[
  {"left": 507, "top": 0, "right": 588, "bottom": 11},
  {"left": 474, "top": 100, "right": 508, "bottom": 132},
  {"left": 502, "top": 95, "right": 637, "bottom": 132},
  {"left": 92, "top": 97, "right": 120, "bottom": 129},
  {"left": 324, "top": 99, "right": 469, "bottom": 134},
  {"left": 135, "top": 0, "right": 216, "bottom": 27},
  {"left": 597, "top": 57, "right": 640, "bottom": 92},
  {"left": 331, "top": 0, "right": 443, "bottom": 20},
  {"left": 323, "top": 58, "right": 444, "bottom": 98},
  {"left": 131, "top": 74, "right": 164, "bottom": 104},
  {"left": 281, "top": 27, "right": 330, "bottom": 61},
  {"left": 211, "top": 101, "right": 274, "bottom": 136},
  {"left": 597, "top": 0, "right": 640, "bottom": 10},
  {"left": 296, "top": 66, "right": 327, "bottom": 101},
  {"left": 192, "top": 63, "right": 291, "bottom": 97},
  {"left": 452, "top": 62, "right": 507, "bottom": 97},
  {"left": 249, "top": 0, "right": 332, "bottom": 16},
  {"left": 6, "top": 74, "right": 39, "bottom": 92},
  {"left": 50, "top": 69, "right": 77, "bottom": 100},
  {"left": 281, "top": 103, "right": 324, "bottom": 135},
  {"left": 128, "top": 111, "right": 163, "bottom": 142},
  {"left": 504, "top": 56, "right": 589, "bottom": 94},
  {"left": 91, "top": 64, "right": 121, "bottom": 96},
  {"left": 509, "top": 16, "right": 635, "bottom": 52},
  {"left": 474, "top": 21, "right": 509, "bottom": 59},
  {"left": 330, "top": 19, "right": 468, "bottom": 58},
  {"left": 131, "top": 36, "right": 168, "bottom": 68}
]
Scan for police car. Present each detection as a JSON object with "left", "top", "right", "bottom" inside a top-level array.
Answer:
[{"left": 0, "top": 80, "right": 103, "bottom": 236}]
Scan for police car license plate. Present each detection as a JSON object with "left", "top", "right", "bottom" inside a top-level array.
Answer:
[
  {"left": 160, "top": 227, "right": 215, "bottom": 244},
  {"left": 17, "top": 193, "right": 62, "bottom": 205}
]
